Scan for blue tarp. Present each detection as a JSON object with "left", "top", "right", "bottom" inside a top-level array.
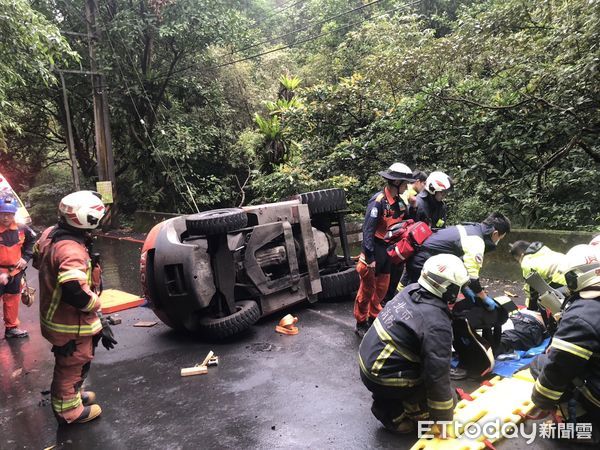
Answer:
[
  {"left": 451, "top": 338, "right": 551, "bottom": 377},
  {"left": 492, "top": 338, "right": 551, "bottom": 377}
]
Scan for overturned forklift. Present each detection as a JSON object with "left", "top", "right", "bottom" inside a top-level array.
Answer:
[{"left": 140, "top": 189, "right": 358, "bottom": 339}]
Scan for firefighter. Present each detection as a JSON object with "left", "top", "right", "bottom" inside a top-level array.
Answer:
[
  {"left": 359, "top": 254, "right": 469, "bottom": 434},
  {"left": 354, "top": 163, "right": 416, "bottom": 337},
  {"left": 401, "top": 170, "right": 427, "bottom": 205},
  {"left": 530, "top": 244, "right": 600, "bottom": 432},
  {"left": 509, "top": 240, "right": 566, "bottom": 310},
  {"left": 415, "top": 171, "right": 452, "bottom": 230},
  {"left": 34, "top": 191, "right": 117, "bottom": 425},
  {"left": 405, "top": 212, "right": 511, "bottom": 308},
  {"left": 0, "top": 196, "right": 36, "bottom": 338}
]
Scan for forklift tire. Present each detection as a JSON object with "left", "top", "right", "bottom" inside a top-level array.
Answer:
[
  {"left": 197, "top": 300, "right": 260, "bottom": 340},
  {"left": 152, "top": 307, "right": 186, "bottom": 332},
  {"left": 297, "top": 189, "right": 347, "bottom": 215},
  {"left": 186, "top": 208, "right": 248, "bottom": 235},
  {"left": 318, "top": 266, "right": 359, "bottom": 302}
]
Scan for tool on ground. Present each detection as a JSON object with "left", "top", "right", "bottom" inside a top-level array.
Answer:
[
  {"left": 275, "top": 314, "right": 299, "bottom": 335},
  {"left": 180, "top": 350, "right": 217, "bottom": 377}
]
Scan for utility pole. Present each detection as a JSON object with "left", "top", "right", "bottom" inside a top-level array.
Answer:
[
  {"left": 59, "top": 71, "right": 81, "bottom": 190},
  {"left": 85, "top": 0, "right": 117, "bottom": 227}
]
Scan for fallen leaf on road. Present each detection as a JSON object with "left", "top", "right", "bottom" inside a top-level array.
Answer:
[
  {"left": 11, "top": 368, "right": 22, "bottom": 378},
  {"left": 504, "top": 290, "right": 518, "bottom": 298}
]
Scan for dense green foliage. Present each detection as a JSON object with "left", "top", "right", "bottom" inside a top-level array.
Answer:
[{"left": 0, "top": 0, "right": 598, "bottom": 230}]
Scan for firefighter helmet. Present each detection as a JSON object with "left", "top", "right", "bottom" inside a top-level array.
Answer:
[
  {"left": 378, "top": 163, "right": 415, "bottom": 182},
  {"left": 59, "top": 191, "right": 106, "bottom": 230},
  {"left": 563, "top": 244, "right": 600, "bottom": 298},
  {"left": 590, "top": 235, "right": 600, "bottom": 247},
  {"left": 419, "top": 254, "right": 470, "bottom": 302},
  {"left": 425, "top": 171, "right": 452, "bottom": 195},
  {"left": 0, "top": 198, "right": 18, "bottom": 214}
]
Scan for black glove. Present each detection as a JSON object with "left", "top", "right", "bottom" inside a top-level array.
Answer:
[
  {"left": 51, "top": 340, "right": 77, "bottom": 357},
  {"left": 99, "top": 316, "right": 118, "bottom": 350}
]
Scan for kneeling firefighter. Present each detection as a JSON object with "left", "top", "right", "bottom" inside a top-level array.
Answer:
[
  {"left": 530, "top": 244, "right": 600, "bottom": 432},
  {"left": 34, "top": 191, "right": 117, "bottom": 425},
  {"left": 358, "top": 254, "right": 469, "bottom": 434}
]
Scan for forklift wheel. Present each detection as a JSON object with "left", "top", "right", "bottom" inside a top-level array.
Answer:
[
  {"left": 197, "top": 300, "right": 260, "bottom": 340},
  {"left": 186, "top": 208, "right": 248, "bottom": 235},
  {"left": 318, "top": 266, "right": 359, "bottom": 302},
  {"left": 296, "top": 189, "right": 347, "bottom": 215}
]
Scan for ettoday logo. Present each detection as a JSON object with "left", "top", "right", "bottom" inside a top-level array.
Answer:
[{"left": 418, "top": 420, "right": 593, "bottom": 443}]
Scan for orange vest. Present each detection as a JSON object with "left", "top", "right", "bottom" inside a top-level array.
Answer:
[
  {"left": 374, "top": 188, "right": 408, "bottom": 240},
  {"left": 0, "top": 223, "right": 26, "bottom": 269},
  {"left": 36, "top": 226, "right": 102, "bottom": 346}
]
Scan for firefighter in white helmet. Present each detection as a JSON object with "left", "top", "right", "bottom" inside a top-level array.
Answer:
[
  {"left": 415, "top": 171, "right": 452, "bottom": 230},
  {"left": 34, "top": 191, "right": 117, "bottom": 425},
  {"left": 359, "top": 254, "right": 469, "bottom": 435},
  {"left": 530, "top": 244, "right": 600, "bottom": 435}
]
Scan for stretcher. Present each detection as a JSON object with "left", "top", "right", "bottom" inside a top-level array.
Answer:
[{"left": 410, "top": 370, "right": 536, "bottom": 450}]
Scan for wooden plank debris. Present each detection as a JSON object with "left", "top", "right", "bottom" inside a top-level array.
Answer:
[{"left": 133, "top": 321, "right": 158, "bottom": 327}]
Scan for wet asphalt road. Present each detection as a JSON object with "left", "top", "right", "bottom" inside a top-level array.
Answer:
[
  {"left": 0, "top": 262, "right": 585, "bottom": 449},
  {"left": 1, "top": 268, "right": 408, "bottom": 449}
]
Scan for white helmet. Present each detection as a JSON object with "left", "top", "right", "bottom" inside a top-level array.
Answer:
[
  {"left": 379, "top": 163, "right": 415, "bottom": 182},
  {"left": 419, "top": 254, "right": 470, "bottom": 302},
  {"left": 590, "top": 235, "right": 600, "bottom": 247},
  {"left": 59, "top": 191, "right": 106, "bottom": 229},
  {"left": 425, "top": 171, "right": 452, "bottom": 194},
  {"left": 563, "top": 244, "right": 600, "bottom": 298}
]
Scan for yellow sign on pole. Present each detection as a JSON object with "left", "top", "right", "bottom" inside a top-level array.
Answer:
[{"left": 96, "top": 181, "right": 114, "bottom": 204}]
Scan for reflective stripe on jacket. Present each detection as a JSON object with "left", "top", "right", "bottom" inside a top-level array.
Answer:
[
  {"left": 358, "top": 284, "right": 455, "bottom": 421},
  {"left": 521, "top": 243, "right": 566, "bottom": 303},
  {"left": 419, "top": 223, "right": 493, "bottom": 279},
  {"left": 532, "top": 295, "right": 600, "bottom": 411},
  {"left": 36, "top": 226, "right": 102, "bottom": 346}
]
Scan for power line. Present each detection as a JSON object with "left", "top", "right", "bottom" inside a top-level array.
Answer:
[
  {"left": 254, "top": 0, "right": 306, "bottom": 26},
  {"left": 227, "top": 0, "right": 385, "bottom": 57},
  {"left": 100, "top": 9, "right": 199, "bottom": 213},
  {"left": 212, "top": 0, "right": 421, "bottom": 70}
]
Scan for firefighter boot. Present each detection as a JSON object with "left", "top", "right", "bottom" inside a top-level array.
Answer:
[
  {"left": 355, "top": 321, "right": 370, "bottom": 338},
  {"left": 82, "top": 391, "right": 97, "bottom": 406},
  {"left": 57, "top": 404, "right": 102, "bottom": 425}
]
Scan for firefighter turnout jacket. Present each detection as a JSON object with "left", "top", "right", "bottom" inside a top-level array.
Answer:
[
  {"left": 361, "top": 187, "right": 415, "bottom": 264},
  {"left": 414, "top": 223, "right": 496, "bottom": 294},
  {"left": 520, "top": 242, "right": 566, "bottom": 309},
  {"left": 532, "top": 293, "right": 600, "bottom": 412},
  {"left": 415, "top": 190, "right": 447, "bottom": 229},
  {"left": 0, "top": 222, "right": 35, "bottom": 272},
  {"left": 359, "top": 284, "right": 455, "bottom": 421},
  {"left": 34, "top": 225, "right": 102, "bottom": 346}
]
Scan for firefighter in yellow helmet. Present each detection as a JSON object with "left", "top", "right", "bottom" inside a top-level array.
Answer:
[
  {"left": 34, "top": 191, "right": 117, "bottom": 425},
  {"left": 359, "top": 253, "right": 469, "bottom": 435}
]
